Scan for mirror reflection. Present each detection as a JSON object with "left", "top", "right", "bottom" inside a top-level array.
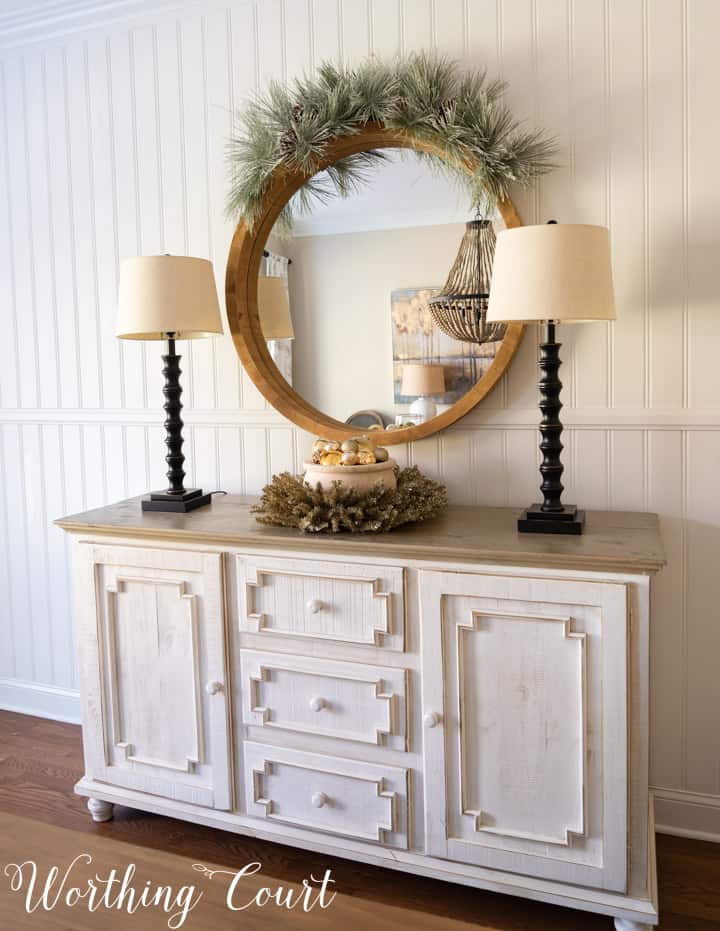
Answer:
[{"left": 258, "top": 149, "right": 507, "bottom": 430}]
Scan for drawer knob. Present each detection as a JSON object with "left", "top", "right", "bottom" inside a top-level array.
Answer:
[
  {"left": 311, "top": 791, "right": 329, "bottom": 809},
  {"left": 205, "top": 681, "right": 224, "bottom": 696},
  {"left": 306, "top": 599, "right": 324, "bottom": 614},
  {"left": 309, "top": 696, "right": 326, "bottom": 712},
  {"left": 424, "top": 711, "right": 441, "bottom": 729}
]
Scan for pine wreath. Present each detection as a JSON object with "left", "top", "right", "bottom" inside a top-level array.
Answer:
[
  {"left": 253, "top": 466, "right": 448, "bottom": 533},
  {"left": 227, "top": 52, "right": 556, "bottom": 232}
]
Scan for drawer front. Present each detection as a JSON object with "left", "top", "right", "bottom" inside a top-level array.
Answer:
[
  {"left": 237, "top": 555, "right": 405, "bottom": 651},
  {"left": 244, "top": 741, "right": 408, "bottom": 848},
  {"left": 240, "top": 650, "right": 407, "bottom": 750}
]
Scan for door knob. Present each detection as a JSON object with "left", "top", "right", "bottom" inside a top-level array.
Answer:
[
  {"left": 311, "top": 792, "right": 329, "bottom": 808},
  {"left": 306, "top": 599, "right": 324, "bottom": 614},
  {"left": 424, "top": 711, "right": 441, "bottom": 728},
  {"left": 309, "top": 696, "right": 326, "bottom": 712},
  {"left": 205, "top": 681, "right": 224, "bottom": 695}
]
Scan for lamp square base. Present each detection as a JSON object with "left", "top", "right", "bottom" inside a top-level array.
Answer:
[
  {"left": 518, "top": 503, "right": 585, "bottom": 535},
  {"left": 141, "top": 488, "right": 212, "bottom": 512}
]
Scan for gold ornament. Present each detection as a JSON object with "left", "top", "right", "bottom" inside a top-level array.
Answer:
[
  {"left": 324, "top": 440, "right": 341, "bottom": 452},
  {"left": 341, "top": 439, "right": 359, "bottom": 454},
  {"left": 357, "top": 449, "right": 376, "bottom": 465},
  {"left": 341, "top": 452, "right": 360, "bottom": 466},
  {"left": 374, "top": 446, "right": 389, "bottom": 462},
  {"left": 353, "top": 435, "right": 374, "bottom": 452},
  {"left": 311, "top": 438, "right": 329, "bottom": 463},
  {"left": 320, "top": 450, "right": 343, "bottom": 466}
]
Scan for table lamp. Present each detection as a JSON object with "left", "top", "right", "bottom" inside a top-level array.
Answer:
[
  {"left": 486, "top": 223, "right": 615, "bottom": 534},
  {"left": 258, "top": 275, "right": 294, "bottom": 340},
  {"left": 116, "top": 255, "right": 224, "bottom": 512},
  {"left": 401, "top": 363, "right": 446, "bottom": 422}
]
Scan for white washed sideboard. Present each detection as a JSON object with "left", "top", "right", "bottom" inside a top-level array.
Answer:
[{"left": 56, "top": 497, "right": 665, "bottom": 930}]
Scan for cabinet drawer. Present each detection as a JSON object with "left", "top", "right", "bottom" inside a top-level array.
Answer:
[
  {"left": 244, "top": 741, "right": 408, "bottom": 848},
  {"left": 237, "top": 555, "right": 405, "bottom": 651},
  {"left": 240, "top": 650, "right": 407, "bottom": 750}
]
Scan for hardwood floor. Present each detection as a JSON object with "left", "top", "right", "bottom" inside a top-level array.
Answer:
[{"left": 0, "top": 711, "right": 718, "bottom": 930}]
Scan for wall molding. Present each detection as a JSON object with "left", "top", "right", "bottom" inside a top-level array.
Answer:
[
  {"left": 653, "top": 788, "right": 720, "bottom": 844},
  {"left": 0, "top": 678, "right": 81, "bottom": 724},
  {"left": 1, "top": 407, "right": 720, "bottom": 429},
  {"left": 0, "top": 407, "right": 285, "bottom": 426}
]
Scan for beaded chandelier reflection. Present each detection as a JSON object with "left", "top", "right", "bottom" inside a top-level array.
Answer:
[{"left": 429, "top": 219, "right": 507, "bottom": 345}]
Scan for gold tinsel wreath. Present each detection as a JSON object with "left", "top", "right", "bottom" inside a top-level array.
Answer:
[{"left": 252, "top": 466, "right": 448, "bottom": 534}]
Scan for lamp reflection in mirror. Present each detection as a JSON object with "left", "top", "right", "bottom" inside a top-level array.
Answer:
[
  {"left": 116, "top": 255, "right": 223, "bottom": 512},
  {"left": 258, "top": 275, "right": 294, "bottom": 340},
  {"left": 259, "top": 273, "right": 294, "bottom": 385},
  {"left": 486, "top": 222, "right": 616, "bottom": 534},
  {"left": 401, "top": 363, "right": 446, "bottom": 422}
]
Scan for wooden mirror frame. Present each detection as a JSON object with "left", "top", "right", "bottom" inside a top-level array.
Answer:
[{"left": 225, "top": 124, "right": 525, "bottom": 446}]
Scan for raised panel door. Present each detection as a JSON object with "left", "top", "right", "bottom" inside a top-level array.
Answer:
[
  {"left": 420, "top": 570, "right": 628, "bottom": 891},
  {"left": 78, "top": 543, "right": 231, "bottom": 809}
]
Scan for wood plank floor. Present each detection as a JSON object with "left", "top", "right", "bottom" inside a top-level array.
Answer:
[{"left": 0, "top": 711, "right": 718, "bottom": 930}]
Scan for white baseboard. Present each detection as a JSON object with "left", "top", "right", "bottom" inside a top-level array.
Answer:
[
  {"left": 653, "top": 788, "right": 720, "bottom": 843},
  {"left": 0, "top": 678, "right": 81, "bottom": 724}
]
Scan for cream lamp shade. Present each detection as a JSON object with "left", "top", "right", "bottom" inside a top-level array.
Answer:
[
  {"left": 116, "top": 255, "right": 223, "bottom": 340},
  {"left": 401, "top": 363, "right": 445, "bottom": 397},
  {"left": 486, "top": 224, "right": 616, "bottom": 323},
  {"left": 258, "top": 276, "right": 294, "bottom": 340}
]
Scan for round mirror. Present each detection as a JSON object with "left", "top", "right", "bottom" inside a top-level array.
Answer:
[{"left": 226, "top": 128, "right": 524, "bottom": 445}]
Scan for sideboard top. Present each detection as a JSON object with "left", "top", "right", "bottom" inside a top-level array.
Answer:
[{"left": 56, "top": 496, "right": 666, "bottom": 574}]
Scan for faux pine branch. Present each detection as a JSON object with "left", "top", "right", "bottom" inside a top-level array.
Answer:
[{"left": 227, "top": 52, "right": 557, "bottom": 232}]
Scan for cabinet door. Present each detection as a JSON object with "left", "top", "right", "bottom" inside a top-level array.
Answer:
[
  {"left": 420, "top": 571, "right": 628, "bottom": 892},
  {"left": 77, "top": 543, "right": 231, "bottom": 809}
]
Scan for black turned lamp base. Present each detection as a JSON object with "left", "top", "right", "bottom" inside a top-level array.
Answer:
[
  {"left": 518, "top": 503, "right": 585, "bottom": 535},
  {"left": 141, "top": 488, "right": 212, "bottom": 513}
]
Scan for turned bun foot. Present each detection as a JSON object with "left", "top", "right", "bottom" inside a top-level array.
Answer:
[
  {"left": 87, "top": 797, "right": 114, "bottom": 822},
  {"left": 614, "top": 919, "right": 652, "bottom": 931}
]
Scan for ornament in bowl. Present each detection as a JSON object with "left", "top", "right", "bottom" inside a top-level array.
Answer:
[{"left": 304, "top": 435, "right": 396, "bottom": 493}]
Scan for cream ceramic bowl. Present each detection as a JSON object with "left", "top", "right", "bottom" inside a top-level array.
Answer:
[{"left": 303, "top": 458, "right": 397, "bottom": 494}]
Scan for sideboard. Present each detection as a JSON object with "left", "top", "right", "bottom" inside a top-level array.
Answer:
[{"left": 56, "top": 497, "right": 665, "bottom": 930}]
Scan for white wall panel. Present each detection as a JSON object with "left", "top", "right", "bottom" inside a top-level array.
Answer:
[
  {"left": 647, "top": 429, "right": 685, "bottom": 791},
  {"left": 0, "top": 0, "right": 719, "bottom": 838},
  {"left": 110, "top": 31, "right": 146, "bottom": 410},
  {"left": 608, "top": 0, "right": 646, "bottom": 409},
  {"left": 2, "top": 424, "right": 34, "bottom": 680},
  {"left": 87, "top": 35, "right": 124, "bottom": 409},
  {"left": 4, "top": 58, "right": 40, "bottom": 410},
  {"left": 65, "top": 39, "right": 102, "bottom": 409},
  {"left": 686, "top": 0, "right": 720, "bottom": 410},
  {"left": 0, "top": 63, "right": 18, "bottom": 411},
  {"left": 371, "top": 0, "right": 400, "bottom": 59},
  {"left": 647, "top": 0, "right": 685, "bottom": 410},
  {"left": 685, "top": 430, "right": 720, "bottom": 795}
]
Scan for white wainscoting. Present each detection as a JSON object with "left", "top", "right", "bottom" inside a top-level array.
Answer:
[{"left": 0, "top": 0, "right": 719, "bottom": 841}]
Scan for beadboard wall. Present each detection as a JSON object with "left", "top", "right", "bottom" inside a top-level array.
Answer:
[{"left": 1, "top": 0, "right": 719, "bottom": 841}]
